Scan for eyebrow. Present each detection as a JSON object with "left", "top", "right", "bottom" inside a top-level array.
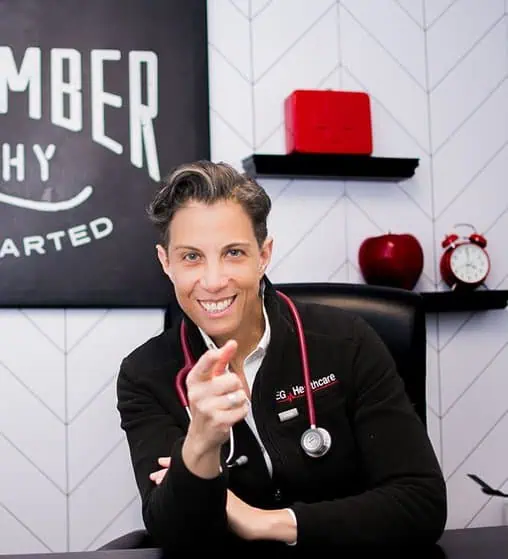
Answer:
[
  {"left": 173, "top": 241, "right": 252, "bottom": 251},
  {"left": 224, "top": 242, "right": 251, "bottom": 249}
]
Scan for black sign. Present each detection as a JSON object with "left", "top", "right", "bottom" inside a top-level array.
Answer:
[{"left": 0, "top": 0, "right": 210, "bottom": 307}]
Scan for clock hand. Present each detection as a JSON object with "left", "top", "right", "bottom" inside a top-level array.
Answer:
[{"left": 468, "top": 474, "right": 508, "bottom": 497}]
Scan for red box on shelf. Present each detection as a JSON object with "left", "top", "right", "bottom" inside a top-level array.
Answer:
[{"left": 284, "top": 89, "right": 373, "bottom": 155}]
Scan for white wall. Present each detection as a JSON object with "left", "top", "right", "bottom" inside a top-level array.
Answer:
[{"left": 1, "top": 0, "right": 507, "bottom": 553}]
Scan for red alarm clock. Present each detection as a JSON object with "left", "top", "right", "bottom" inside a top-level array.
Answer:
[{"left": 440, "top": 223, "right": 490, "bottom": 290}]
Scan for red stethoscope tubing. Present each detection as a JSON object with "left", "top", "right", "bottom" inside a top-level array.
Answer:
[
  {"left": 276, "top": 291, "right": 316, "bottom": 427},
  {"left": 175, "top": 319, "right": 194, "bottom": 419},
  {"left": 175, "top": 290, "right": 317, "bottom": 428}
]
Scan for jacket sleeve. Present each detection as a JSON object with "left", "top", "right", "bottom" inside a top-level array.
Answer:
[
  {"left": 290, "top": 315, "right": 447, "bottom": 551},
  {"left": 116, "top": 356, "right": 232, "bottom": 553}
]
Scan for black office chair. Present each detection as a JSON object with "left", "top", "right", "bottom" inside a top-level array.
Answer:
[
  {"left": 98, "top": 529, "right": 155, "bottom": 550},
  {"left": 99, "top": 281, "right": 427, "bottom": 550},
  {"left": 274, "top": 282, "right": 427, "bottom": 426}
]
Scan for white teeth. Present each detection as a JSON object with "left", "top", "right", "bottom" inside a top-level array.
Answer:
[{"left": 200, "top": 297, "right": 234, "bottom": 313}]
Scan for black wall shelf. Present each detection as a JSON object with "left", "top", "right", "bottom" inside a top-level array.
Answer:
[
  {"left": 421, "top": 290, "right": 508, "bottom": 313},
  {"left": 242, "top": 153, "right": 419, "bottom": 181},
  {"left": 241, "top": 154, "right": 507, "bottom": 313}
]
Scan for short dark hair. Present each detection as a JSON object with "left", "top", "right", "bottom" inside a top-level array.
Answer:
[{"left": 147, "top": 160, "right": 272, "bottom": 248}]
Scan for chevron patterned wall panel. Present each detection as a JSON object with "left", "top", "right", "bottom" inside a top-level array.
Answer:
[
  {"left": 1, "top": 0, "right": 507, "bottom": 553},
  {"left": 0, "top": 309, "right": 163, "bottom": 553}
]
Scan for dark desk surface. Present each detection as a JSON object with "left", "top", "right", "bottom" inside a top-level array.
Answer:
[
  {"left": 1, "top": 526, "right": 507, "bottom": 558},
  {"left": 436, "top": 526, "right": 508, "bottom": 557}
]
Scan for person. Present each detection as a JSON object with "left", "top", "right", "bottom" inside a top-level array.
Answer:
[{"left": 116, "top": 160, "right": 447, "bottom": 554}]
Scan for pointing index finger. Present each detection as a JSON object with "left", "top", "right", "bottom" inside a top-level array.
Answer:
[
  {"left": 187, "top": 339, "right": 238, "bottom": 382},
  {"left": 211, "top": 339, "right": 238, "bottom": 376}
]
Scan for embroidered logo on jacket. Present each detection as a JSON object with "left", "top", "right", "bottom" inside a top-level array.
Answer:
[{"left": 275, "top": 373, "right": 338, "bottom": 404}]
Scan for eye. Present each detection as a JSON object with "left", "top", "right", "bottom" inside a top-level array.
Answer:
[
  {"left": 227, "top": 248, "right": 244, "bottom": 257},
  {"left": 183, "top": 252, "right": 200, "bottom": 262}
]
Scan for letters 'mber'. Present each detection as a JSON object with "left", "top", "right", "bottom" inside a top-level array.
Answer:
[{"left": 0, "top": 46, "right": 161, "bottom": 211}]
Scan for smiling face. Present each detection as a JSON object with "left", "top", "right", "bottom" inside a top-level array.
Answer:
[{"left": 157, "top": 199, "right": 273, "bottom": 349}]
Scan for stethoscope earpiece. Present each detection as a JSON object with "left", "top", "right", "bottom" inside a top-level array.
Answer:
[{"left": 301, "top": 427, "right": 332, "bottom": 458}]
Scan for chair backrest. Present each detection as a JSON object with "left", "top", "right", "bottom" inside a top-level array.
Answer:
[{"left": 273, "top": 282, "right": 427, "bottom": 427}]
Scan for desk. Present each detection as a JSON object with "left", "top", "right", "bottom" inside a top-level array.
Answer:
[
  {"left": 1, "top": 526, "right": 507, "bottom": 558},
  {"left": 436, "top": 526, "right": 508, "bottom": 558}
]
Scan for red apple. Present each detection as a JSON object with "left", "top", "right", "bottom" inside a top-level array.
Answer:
[{"left": 358, "top": 233, "right": 424, "bottom": 290}]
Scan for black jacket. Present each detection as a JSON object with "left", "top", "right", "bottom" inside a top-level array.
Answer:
[{"left": 116, "top": 280, "right": 447, "bottom": 554}]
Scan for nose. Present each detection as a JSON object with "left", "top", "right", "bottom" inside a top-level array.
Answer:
[{"left": 200, "top": 261, "right": 228, "bottom": 292}]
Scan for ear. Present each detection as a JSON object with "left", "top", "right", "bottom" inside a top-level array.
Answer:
[
  {"left": 156, "top": 244, "right": 172, "bottom": 280},
  {"left": 259, "top": 236, "right": 273, "bottom": 276}
]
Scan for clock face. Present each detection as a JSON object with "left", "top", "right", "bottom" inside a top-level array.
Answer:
[{"left": 450, "top": 243, "right": 489, "bottom": 284}]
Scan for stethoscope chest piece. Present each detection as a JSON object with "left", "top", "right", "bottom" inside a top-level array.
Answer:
[{"left": 300, "top": 427, "right": 332, "bottom": 458}]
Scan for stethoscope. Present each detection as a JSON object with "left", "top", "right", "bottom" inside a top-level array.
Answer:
[{"left": 175, "top": 290, "right": 332, "bottom": 467}]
